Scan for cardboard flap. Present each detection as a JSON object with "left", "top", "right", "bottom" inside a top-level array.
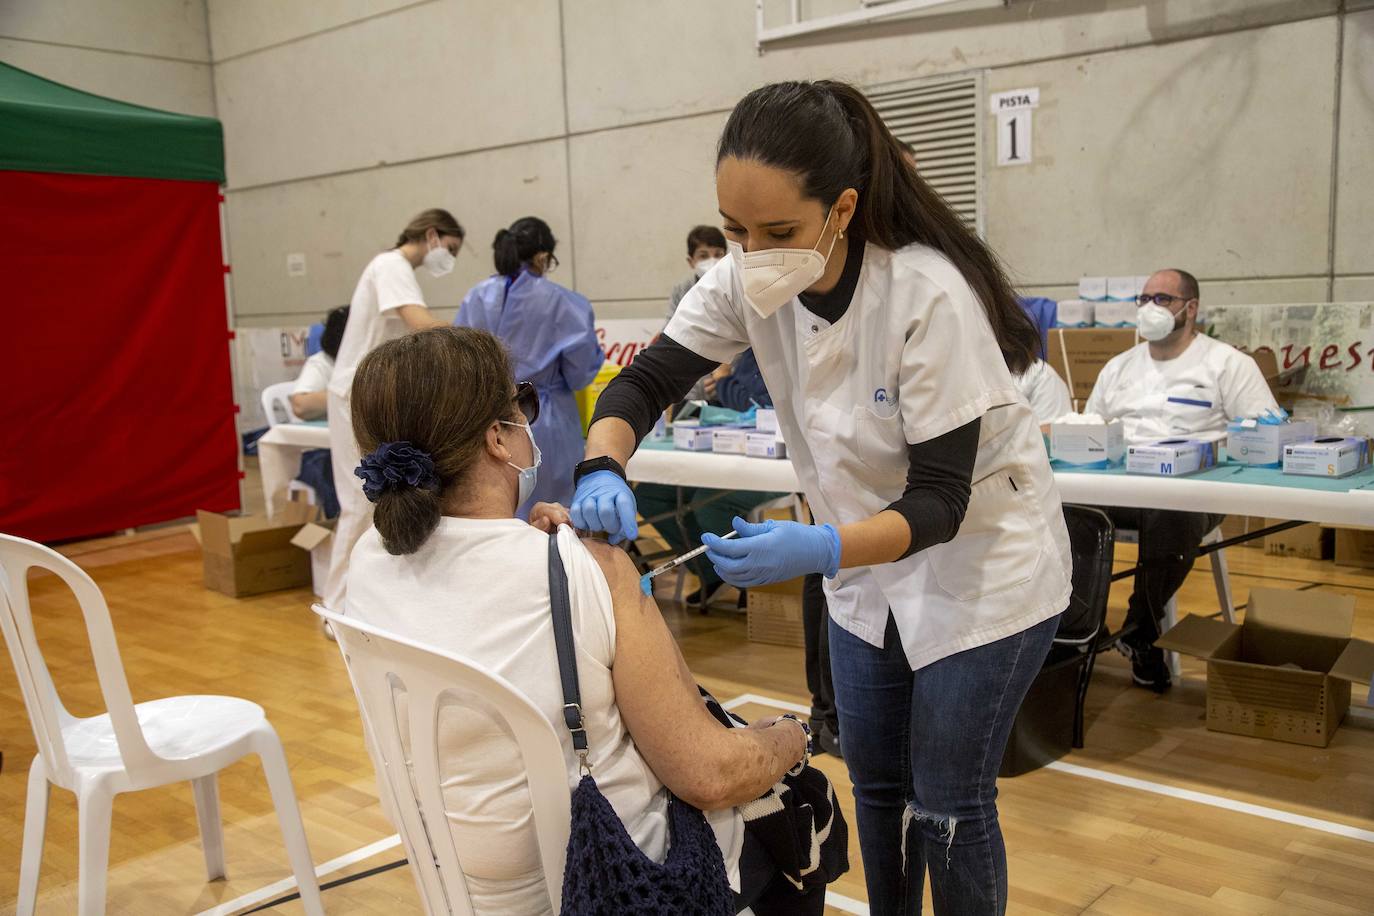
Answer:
[
  {"left": 273, "top": 499, "right": 319, "bottom": 526},
  {"left": 1156, "top": 615, "right": 1239, "bottom": 660},
  {"left": 291, "top": 522, "right": 334, "bottom": 552},
  {"left": 1246, "top": 588, "right": 1355, "bottom": 639},
  {"left": 196, "top": 510, "right": 232, "bottom": 555},
  {"left": 1330, "top": 639, "right": 1374, "bottom": 685},
  {"left": 237, "top": 524, "right": 307, "bottom": 558}
]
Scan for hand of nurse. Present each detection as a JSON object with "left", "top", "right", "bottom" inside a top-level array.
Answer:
[
  {"left": 529, "top": 502, "right": 571, "bottom": 533},
  {"left": 569, "top": 470, "right": 639, "bottom": 545},
  {"left": 702, "top": 516, "right": 841, "bottom": 588}
]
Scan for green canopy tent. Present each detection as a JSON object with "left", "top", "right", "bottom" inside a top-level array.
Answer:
[{"left": 0, "top": 62, "right": 239, "bottom": 541}]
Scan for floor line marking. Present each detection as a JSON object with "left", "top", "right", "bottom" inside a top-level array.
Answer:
[{"left": 193, "top": 833, "right": 402, "bottom": 916}]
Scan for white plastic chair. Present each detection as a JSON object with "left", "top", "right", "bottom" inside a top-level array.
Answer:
[
  {"left": 313, "top": 604, "right": 570, "bottom": 915},
  {"left": 0, "top": 534, "right": 325, "bottom": 915},
  {"left": 261, "top": 380, "right": 301, "bottom": 427}
]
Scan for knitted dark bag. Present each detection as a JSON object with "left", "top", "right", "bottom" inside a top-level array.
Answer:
[{"left": 547, "top": 535, "right": 734, "bottom": 916}]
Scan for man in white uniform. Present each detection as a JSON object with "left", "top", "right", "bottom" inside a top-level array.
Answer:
[{"left": 1085, "top": 268, "right": 1277, "bottom": 690}]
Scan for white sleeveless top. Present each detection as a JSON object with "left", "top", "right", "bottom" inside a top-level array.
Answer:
[{"left": 346, "top": 518, "right": 744, "bottom": 914}]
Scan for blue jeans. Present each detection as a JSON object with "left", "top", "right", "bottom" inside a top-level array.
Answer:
[{"left": 830, "top": 612, "right": 1059, "bottom": 915}]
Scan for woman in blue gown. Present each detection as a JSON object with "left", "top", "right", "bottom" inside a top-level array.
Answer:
[{"left": 454, "top": 217, "right": 604, "bottom": 515}]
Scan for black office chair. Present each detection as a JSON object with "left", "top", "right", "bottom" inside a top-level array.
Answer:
[
  {"left": 1001, "top": 504, "right": 1115, "bottom": 776},
  {"left": 1046, "top": 504, "right": 1116, "bottom": 747}
]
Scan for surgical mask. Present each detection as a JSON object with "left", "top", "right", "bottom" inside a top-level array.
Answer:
[
  {"left": 1137, "top": 300, "right": 1188, "bottom": 342},
  {"left": 423, "top": 240, "right": 456, "bottom": 278},
  {"left": 693, "top": 256, "right": 721, "bottom": 279},
  {"left": 728, "top": 208, "right": 839, "bottom": 318},
  {"left": 501, "top": 420, "right": 541, "bottom": 506}
]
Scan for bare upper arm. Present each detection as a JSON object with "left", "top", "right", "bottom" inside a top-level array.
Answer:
[{"left": 582, "top": 538, "right": 740, "bottom": 808}]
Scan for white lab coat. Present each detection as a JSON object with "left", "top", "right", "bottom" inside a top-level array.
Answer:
[
  {"left": 666, "top": 243, "right": 1072, "bottom": 670},
  {"left": 1084, "top": 335, "right": 1278, "bottom": 445},
  {"left": 1014, "top": 359, "right": 1073, "bottom": 425}
]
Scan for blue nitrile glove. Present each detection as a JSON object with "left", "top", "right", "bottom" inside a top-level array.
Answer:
[
  {"left": 569, "top": 470, "right": 639, "bottom": 545},
  {"left": 702, "top": 516, "right": 842, "bottom": 588},
  {"left": 1259, "top": 407, "right": 1289, "bottom": 425}
]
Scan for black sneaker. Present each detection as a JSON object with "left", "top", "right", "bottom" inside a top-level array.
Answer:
[
  {"left": 814, "top": 722, "right": 843, "bottom": 759},
  {"left": 1117, "top": 633, "right": 1171, "bottom": 693},
  {"left": 685, "top": 581, "right": 725, "bottom": 609}
]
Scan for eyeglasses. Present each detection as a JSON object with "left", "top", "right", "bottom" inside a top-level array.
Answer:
[
  {"left": 1136, "top": 293, "right": 1194, "bottom": 307},
  {"left": 513, "top": 380, "right": 540, "bottom": 425},
  {"left": 545, "top": 253, "right": 560, "bottom": 273}
]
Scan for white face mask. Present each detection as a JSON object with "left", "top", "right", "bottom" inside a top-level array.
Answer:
[
  {"left": 693, "top": 256, "right": 721, "bottom": 279},
  {"left": 423, "top": 239, "right": 456, "bottom": 278},
  {"left": 728, "top": 207, "right": 839, "bottom": 318},
  {"left": 501, "top": 420, "right": 541, "bottom": 506},
  {"left": 1137, "top": 300, "right": 1188, "bottom": 342}
]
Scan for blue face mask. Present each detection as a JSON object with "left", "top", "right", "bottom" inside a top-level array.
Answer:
[{"left": 501, "top": 420, "right": 541, "bottom": 506}]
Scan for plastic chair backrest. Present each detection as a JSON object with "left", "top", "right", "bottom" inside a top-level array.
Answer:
[
  {"left": 0, "top": 534, "right": 161, "bottom": 787},
  {"left": 315, "top": 605, "right": 570, "bottom": 915},
  {"left": 261, "top": 381, "right": 301, "bottom": 427},
  {"left": 1056, "top": 505, "right": 1115, "bottom": 646}
]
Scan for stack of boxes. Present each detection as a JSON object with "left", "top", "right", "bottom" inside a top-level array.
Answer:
[{"left": 672, "top": 406, "right": 788, "bottom": 460}]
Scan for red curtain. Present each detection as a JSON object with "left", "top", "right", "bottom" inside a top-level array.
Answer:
[{"left": 0, "top": 170, "right": 239, "bottom": 542}]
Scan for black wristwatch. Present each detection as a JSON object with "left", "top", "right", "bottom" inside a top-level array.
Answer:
[{"left": 574, "top": 456, "right": 627, "bottom": 486}]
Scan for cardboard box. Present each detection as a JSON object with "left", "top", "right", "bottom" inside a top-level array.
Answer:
[
  {"left": 747, "top": 577, "right": 806, "bottom": 648},
  {"left": 1046, "top": 328, "right": 1137, "bottom": 404},
  {"left": 291, "top": 517, "right": 336, "bottom": 599},
  {"left": 1126, "top": 438, "right": 1217, "bottom": 476},
  {"left": 755, "top": 407, "right": 779, "bottom": 433},
  {"left": 1219, "top": 514, "right": 1269, "bottom": 549},
  {"left": 1264, "top": 523, "right": 1333, "bottom": 560},
  {"left": 672, "top": 423, "right": 713, "bottom": 451},
  {"left": 1055, "top": 300, "right": 1095, "bottom": 328},
  {"left": 1157, "top": 588, "right": 1374, "bottom": 748},
  {"left": 1334, "top": 528, "right": 1374, "bottom": 569},
  {"left": 745, "top": 432, "right": 787, "bottom": 459},
  {"left": 195, "top": 502, "right": 316, "bottom": 598},
  {"left": 1283, "top": 437, "right": 1371, "bottom": 478},
  {"left": 1226, "top": 419, "right": 1316, "bottom": 467},
  {"left": 1050, "top": 417, "right": 1124, "bottom": 467},
  {"left": 711, "top": 428, "right": 748, "bottom": 454}
]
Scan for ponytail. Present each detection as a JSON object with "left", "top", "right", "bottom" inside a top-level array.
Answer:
[
  {"left": 717, "top": 80, "right": 1039, "bottom": 374},
  {"left": 492, "top": 216, "right": 557, "bottom": 279}
]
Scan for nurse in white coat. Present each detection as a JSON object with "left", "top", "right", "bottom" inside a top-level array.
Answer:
[
  {"left": 323, "top": 208, "right": 464, "bottom": 618},
  {"left": 571, "top": 81, "right": 1072, "bottom": 915}
]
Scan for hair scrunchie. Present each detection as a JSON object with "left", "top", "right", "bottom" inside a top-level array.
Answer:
[{"left": 355, "top": 441, "right": 440, "bottom": 503}]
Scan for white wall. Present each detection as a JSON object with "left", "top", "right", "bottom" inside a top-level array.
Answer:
[{"left": 0, "top": 0, "right": 215, "bottom": 117}]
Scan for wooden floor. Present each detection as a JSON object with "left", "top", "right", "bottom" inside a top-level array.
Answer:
[{"left": 2, "top": 519, "right": 1373, "bottom": 914}]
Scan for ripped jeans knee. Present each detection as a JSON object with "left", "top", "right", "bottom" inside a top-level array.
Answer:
[{"left": 901, "top": 801, "right": 959, "bottom": 871}]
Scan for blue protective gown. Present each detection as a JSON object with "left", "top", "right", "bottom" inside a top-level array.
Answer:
[{"left": 454, "top": 268, "right": 603, "bottom": 515}]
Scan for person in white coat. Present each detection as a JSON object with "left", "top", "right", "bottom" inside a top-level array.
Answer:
[
  {"left": 1013, "top": 358, "right": 1073, "bottom": 429},
  {"left": 322, "top": 208, "right": 464, "bottom": 622},
  {"left": 1085, "top": 267, "right": 1277, "bottom": 690},
  {"left": 569, "top": 80, "right": 1072, "bottom": 916}
]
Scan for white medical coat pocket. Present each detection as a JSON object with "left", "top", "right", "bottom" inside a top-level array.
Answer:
[
  {"left": 854, "top": 404, "right": 905, "bottom": 473},
  {"left": 927, "top": 472, "right": 1039, "bottom": 601}
]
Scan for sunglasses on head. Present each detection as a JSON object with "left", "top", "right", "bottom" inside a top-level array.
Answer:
[{"left": 513, "top": 380, "right": 540, "bottom": 425}]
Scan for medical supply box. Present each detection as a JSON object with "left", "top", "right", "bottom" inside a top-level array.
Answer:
[
  {"left": 1156, "top": 588, "right": 1374, "bottom": 747},
  {"left": 1054, "top": 300, "right": 1095, "bottom": 328},
  {"left": 711, "top": 428, "right": 749, "bottom": 455},
  {"left": 755, "top": 408, "right": 779, "bottom": 433},
  {"left": 1126, "top": 438, "right": 1217, "bottom": 476},
  {"left": 1049, "top": 417, "right": 1124, "bottom": 467},
  {"left": 1226, "top": 419, "right": 1316, "bottom": 467},
  {"left": 1093, "top": 300, "right": 1138, "bottom": 328},
  {"left": 746, "top": 432, "right": 787, "bottom": 459},
  {"left": 1282, "top": 437, "right": 1371, "bottom": 479},
  {"left": 194, "top": 502, "right": 316, "bottom": 598},
  {"left": 672, "top": 422, "right": 714, "bottom": 451}
]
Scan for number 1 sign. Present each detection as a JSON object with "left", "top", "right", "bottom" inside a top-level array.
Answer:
[{"left": 997, "top": 109, "right": 1032, "bottom": 166}]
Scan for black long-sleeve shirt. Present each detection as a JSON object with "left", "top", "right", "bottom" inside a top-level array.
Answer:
[{"left": 593, "top": 239, "right": 977, "bottom": 558}]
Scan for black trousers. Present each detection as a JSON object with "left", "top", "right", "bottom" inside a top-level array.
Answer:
[
  {"left": 802, "top": 573, "right": 838, "bottom": 733},
  {"left": 1103, "top": 507, "right": 1227, "bottom": 643}
]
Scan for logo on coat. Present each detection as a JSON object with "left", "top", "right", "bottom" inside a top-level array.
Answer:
[{"left": 873, "top": 388, "right": 890, "bottom": 404}]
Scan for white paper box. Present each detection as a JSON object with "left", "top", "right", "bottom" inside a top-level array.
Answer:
[
  {"left": 712, "top": 428, "right": 748, "bottom": 455},
  {"left": 1283, "top": 437, "right": 1371, "bottom": 478},
  {"left": 673, "top": 425, "right": 714, "bottom": 451},
  {"left": 1094, "top": 300, "right": 1138, "bottom": 327},
  {"left": 1107, "top": 276, "right": 1139, "bottom": 301},
  {"left": 1050, "top": 418, "right": 1124, "bottom": 466},
  {"left": 1078, "top": 277, "right": 1108, "bottom": 301},
  {"left": 1126, "top": 438, "right": 1218, "bottom": 476},
  {"left": 1055, "top": 300, "right": 1095, "bottom": 328},
  {"left": 755, "top": 408, "right": 779, "bottom": 433},
  {"left": 1227, "top": 419, "right": 1316, "bottom": 467},
  {"left": 746, "top": 432, "right": 787, "bottom": 459}
]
